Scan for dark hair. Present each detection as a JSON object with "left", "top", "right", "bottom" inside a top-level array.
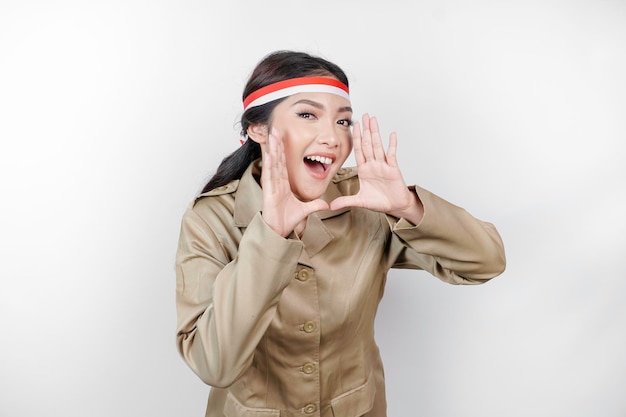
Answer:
[{"left": 200, "top": 50, "right": 349, "bottom": 193}]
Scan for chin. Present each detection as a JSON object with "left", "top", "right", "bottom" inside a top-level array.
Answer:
[
  {"left": 293, "top": 185, "right": 327, "bottom": 202},
  {"left": 296, "top": 192, "right": 324, "bottom": 203}
]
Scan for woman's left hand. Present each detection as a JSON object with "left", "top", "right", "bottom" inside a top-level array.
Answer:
[{"left": 330, "top": 113, "right": 424, "bottom": 225}]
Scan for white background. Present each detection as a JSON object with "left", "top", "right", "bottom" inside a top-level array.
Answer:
[{"left": 1, "top": 1, "right": 625, "bottom": 416}]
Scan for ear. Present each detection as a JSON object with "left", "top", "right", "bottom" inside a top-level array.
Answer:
[{"left": 246, "top": 123, "right": 269, "bottom": 144}]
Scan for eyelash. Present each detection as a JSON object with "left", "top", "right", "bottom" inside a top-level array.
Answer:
[
  {"left": 338, "top": 119, "right": 353, "bottom": 127},
  {"left": 296, "top": 112, "right": 316, "bottom": 120},
  {"left": 296, "top": 112, "right": 353, "bottom": 127}
]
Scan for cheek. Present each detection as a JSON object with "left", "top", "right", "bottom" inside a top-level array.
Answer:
[
  {"left": 280, "top": 137, "right": 303, "bottom": 173},
  {"left": 281, "top": 132, "right": 299, "bottom": 154},
  {"left": 341, "top": 132, "right": 353, "bottom": 154}
]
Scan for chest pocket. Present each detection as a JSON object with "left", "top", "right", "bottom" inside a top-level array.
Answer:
[
  {"left": 223, "top": 392, "right": 279, "bottom": 417},
  {"left": 330, "top": 372, "right": 376, "bottom": 417}
]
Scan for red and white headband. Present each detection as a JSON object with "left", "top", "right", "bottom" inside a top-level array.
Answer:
[{"left": 242, "top": 76, "right": 350, "bottom": 112}]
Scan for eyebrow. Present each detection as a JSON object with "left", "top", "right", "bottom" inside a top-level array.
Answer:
[{"left": 292, "top": 99, "right": 353, "bottom": 113}]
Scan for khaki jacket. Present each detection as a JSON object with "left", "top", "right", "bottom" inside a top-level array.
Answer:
[{"left": 175, "top": 159, "right": 505, "bottom": 417}]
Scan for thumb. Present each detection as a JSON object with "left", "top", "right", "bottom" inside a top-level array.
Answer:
[
  {"left": 302, "top": 199, "right": 330, "bottom": 216},
  {"left": 329, "top": 195, "right": 362, "bottom": 211}
]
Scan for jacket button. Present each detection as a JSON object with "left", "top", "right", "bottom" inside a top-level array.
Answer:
[
  {"left": 303, "top": 321, "right": 317, "bottom": 333},
  {"left": 302, "top": 363, "right": 316, "bottom": 374},
  {"left": 303, "top": 403, "right": 317, "bottom": 414},
  {"left": 295, "top": 269, "right": 310, "bottom": 281}
]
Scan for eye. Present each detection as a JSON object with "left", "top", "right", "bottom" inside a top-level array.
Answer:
[
  {"left": 296, "top": 112, "right": 316, "bottom": 120},
  {"left": 337, "top": 118, "right": 353, "bottom": 127}
]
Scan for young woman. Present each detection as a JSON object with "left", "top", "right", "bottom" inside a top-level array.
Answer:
[{"left": 175, "top": 50, "right": 506, "bottom": 417}]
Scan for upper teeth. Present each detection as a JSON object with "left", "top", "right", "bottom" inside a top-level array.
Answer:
[{"left": 306, "top": 155, "right": 332, "bottom": 165}]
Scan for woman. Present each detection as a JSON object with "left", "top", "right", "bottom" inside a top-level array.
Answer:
[{"left": 175, "top": 50, "right": 506, "bottom": 417}]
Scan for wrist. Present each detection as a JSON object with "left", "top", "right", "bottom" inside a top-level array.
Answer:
[{"left": 389, "top": 189, "right": 424, "bottom": 226}]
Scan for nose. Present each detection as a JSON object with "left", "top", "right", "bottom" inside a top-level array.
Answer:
[{"left": 317, "top": 120, "right": 339, "bottom": 147}]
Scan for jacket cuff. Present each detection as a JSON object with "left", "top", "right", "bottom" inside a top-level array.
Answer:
[{"left": 387, "top": 185, "right": 464, "bottom": 243}]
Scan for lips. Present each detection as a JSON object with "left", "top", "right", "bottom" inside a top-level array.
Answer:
[{"left": 303, "top": 154, "right": 334, "bottom": 178}]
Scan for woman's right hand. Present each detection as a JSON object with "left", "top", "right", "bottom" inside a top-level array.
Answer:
[{"left": 260, "top": 128, "right": 329, "bottom": 237}]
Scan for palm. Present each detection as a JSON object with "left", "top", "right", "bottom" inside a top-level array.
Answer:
[
  {"left": 350, "top": 158, "right": 409, "bottom": 213},
  {"left": 330, "top": 114, "right": 414, "bottom": 216},
  {"left": 261, "top": 129, "right": 329, "bottom": 237}
]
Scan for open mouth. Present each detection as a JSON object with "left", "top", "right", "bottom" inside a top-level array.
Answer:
[{"left": 303, "top": 155, "right": 333, "bottom": 176}]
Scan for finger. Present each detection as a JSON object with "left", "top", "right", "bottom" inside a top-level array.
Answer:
[
  {"left": 269, "top": 128, "right": 285, "bottom": 188},
  {"left": 386, "top": 132, "right": 399, "bottom": 168},
  {"left": 261, "top": 139, "right": 273, "bottom": 193},
  {"left": 260, "top": 141, "right": 269, "bottom": 165},
  {"left": 360, "top": 113, "right": 374, "bottom": 162},
  {"left": 275, "top": 130, "right": 292, "bottom": 189},
  {"left": 268, "top": 130, "right": 279, "bottom": 187},
  {"left": 369, "top": 116, "right": 386, "bottom": 161},
  {"left": 302, "top": 199, "right": 331, "bottom": 217},
  {"left": 351, "top": 120, "right": 365, "bottom": 166},
  {"left": 329, "top": 195, "right": 364, "bottom": 211}
]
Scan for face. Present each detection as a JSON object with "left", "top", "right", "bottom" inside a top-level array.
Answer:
[{"left": 265, "top": 92, "right": 353, "bottom": 201}]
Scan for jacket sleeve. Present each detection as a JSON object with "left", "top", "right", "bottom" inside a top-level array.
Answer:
[
  {"left": 387, "top": 185, "right": 506, "bottom": 284},
  {"left": 175, "top": 208, "right": 303, "bottom": 387}
]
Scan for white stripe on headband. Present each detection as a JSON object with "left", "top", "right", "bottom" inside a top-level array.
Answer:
[{"left": 243, "top": 76, "right": 350, "bottom": 112}]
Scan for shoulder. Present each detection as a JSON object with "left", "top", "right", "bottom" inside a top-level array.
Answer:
[
  {"left": 182, "top": 180, "right": 240, "bottom": 228},
  {"left": 333, "top": 166, "right": 358, "bottom": 183},
  {"left": 333, "top": 166, "right": 359, "bottom": 195},
  {"left": 193, "top": 180, "right": 240, "bottom": 206}
]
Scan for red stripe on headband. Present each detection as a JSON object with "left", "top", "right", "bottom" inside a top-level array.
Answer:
[{"left": 242, "top": 76, "right": 349, "bottom": 110}]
